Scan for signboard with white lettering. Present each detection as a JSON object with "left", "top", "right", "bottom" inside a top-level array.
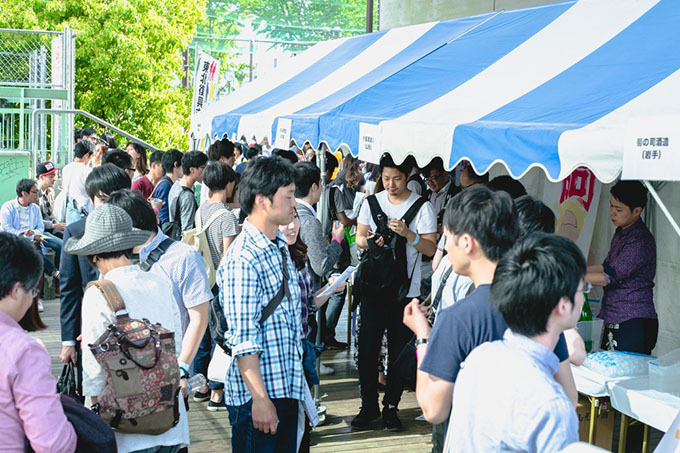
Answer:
[
  {"left": 623, "top": 116, "right": 680, "bottom": 181},
  {"left": 275, "top": 118, "right": 292, "bottom": 148},
  {"left": 358, "top": 122, "right": 381, "bottom": 164}
]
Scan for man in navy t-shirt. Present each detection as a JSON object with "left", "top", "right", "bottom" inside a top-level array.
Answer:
[
  {"left": 152, "top": 149, "right": 183, "bottom": 225},
  {"left": 403, "top": 189, "right": 577, "bottom": 444}
]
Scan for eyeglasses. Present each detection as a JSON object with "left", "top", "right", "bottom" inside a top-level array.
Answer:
[
  {"left": 581, "top": 281, "right": 592, "bottom": 294},
  {"left": 425, "top": 174, "right": 444, "bottom": 183}
]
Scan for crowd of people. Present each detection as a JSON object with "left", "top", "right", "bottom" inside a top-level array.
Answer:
[{"left": 0, "top": 127, "right": 658, "bottom": 453}]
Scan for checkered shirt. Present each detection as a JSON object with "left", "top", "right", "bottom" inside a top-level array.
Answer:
[{"left": 218, "top": 220, "right": 304, "bottom": 406}]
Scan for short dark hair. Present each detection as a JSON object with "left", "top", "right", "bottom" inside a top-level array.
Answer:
[
  {"left": 489, "top": 175, "right": 527, "bottom": 199},
  {"left": 379, "top": 153, "right": 414, "bottom": 178},
  {"left": 239, "top": 157, "right": 297, "bottom": 216},
  {"left": 85, "top": 164, "right": 131, "bottom": 200},
  {"left": 87, "top": 249, "right": 132, "bottom": 268},
  {"left": 442, "top": 185, "right": 518, "bottom": 262},
  {"left": 203, "top": 162, "right": 237, "bottom": 192},
  {"left": 149, "top": 150, "right": 165, "bottom": 165},
  {"left": 100, "top": 131, "right": 117, "bottom": 149},
  {"left": 461, "top": 162, "right": 489, "bottom": 185},
  {"left": 272, "top": 149, "right": 298, "bottom": 165},
  {"left": 422, "top": 157, "right": 445, "bottom": 178},
  {"left": 0, "top": 232, "right": 43, "bottom": 300},
  {"left": 103, "top": 148, "right": 133, "bottom": 171},
  {"left": 181, "top": 150, "right": 208, "bottom": 175},
  {"left": 81, "top": 127, "right": 97, "bottom": 137},
  {"left": 311, "top": 151, "right": 338, "bottom": 174},
  {"left": 294, "top": 161, "right": 321, "bottom": 198},
  {"left": 491, "top": 233, "right": 586, "bottom": 337},
  {"left": 74, "top": 140, "right": 94, "bottom": 158},
  {"left": 611, "top": 180, "right": 648, "bottom": 211},
  {"left": 515, "top": 195, "right": 555, "bottom": 236},
  {"left": 16, "top": 178, "right": 36, "bottom": 197},
  {"left": 106, "top": 189, "right": 158, "bottom": 233},
  {"left": 74, "top": 127, "right": 83, "bottom": 142},
  {"left": 208, "top": 139, "right": 235, "bottom": 162},
  {"left": 162, "top": 149, "right": 184, "bottom": 174}
]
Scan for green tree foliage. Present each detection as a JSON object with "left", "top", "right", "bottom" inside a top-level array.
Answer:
[{"left": 0, "top": 0, "right": 207, "bottom": 150}]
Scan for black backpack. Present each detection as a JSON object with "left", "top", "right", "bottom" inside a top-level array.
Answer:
[
  {"left": 355, "top": 195, "right": 427, "bottom": 303},
  {"left": 408, "top": 173, "right": 427, "bottom": 196},
  {"left": 161, "top": 186, "right": 194, "bottom": 241}
]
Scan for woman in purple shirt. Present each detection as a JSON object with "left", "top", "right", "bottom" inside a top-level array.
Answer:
[
  {"left": 586, "top": 181, "right": 658, "bottom": 354},
  {"left": 0, "top": 232, "right": 76, "bottom": 452}
]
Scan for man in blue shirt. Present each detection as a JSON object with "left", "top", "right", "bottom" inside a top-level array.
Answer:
[
  {"left": 152, "top": 148, "right": 183, "bottom": 225},
  {"left": 403, "top": 189, "right": 577, "bottom": 451},
  {"left": 448, "top": 233, "right": 584, "bottom": 452},
  {"left": 218, "top": 157, "right": 303, "bottom": 453}
]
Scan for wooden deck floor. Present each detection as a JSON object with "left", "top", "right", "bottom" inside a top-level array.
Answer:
[{"left": 32, "top": 297, "right": 432, "bottom": 452}]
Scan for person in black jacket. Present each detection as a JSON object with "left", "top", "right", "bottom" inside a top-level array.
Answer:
[{"left": 58, "top": 164, "right": 131, "bottom": 364}]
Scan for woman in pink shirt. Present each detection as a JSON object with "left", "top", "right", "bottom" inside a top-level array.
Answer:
[{"left": 0, "top": 232, "right": 76, "bottom": 452}]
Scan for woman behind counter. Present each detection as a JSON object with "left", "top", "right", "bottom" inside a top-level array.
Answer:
[{"left": 585, "top": 180, "right": 657, "bottom": 355}]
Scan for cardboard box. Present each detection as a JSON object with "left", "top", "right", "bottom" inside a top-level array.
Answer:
[{"left": 576, "top": 395, "right": 614, "bottom": 451}]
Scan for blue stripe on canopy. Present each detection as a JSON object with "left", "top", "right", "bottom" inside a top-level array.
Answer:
[
  {"left": 211, "top": 30, "right": 386, "bottom": 138},
  {"left": 311, "top": 1, "right": 575, "bottom": 152},
  {"left": 450, "top": 0, "right": 680, "bottom": 179},
  {"left": 276, "top": 14, "right": 498, "bottom": 145}
]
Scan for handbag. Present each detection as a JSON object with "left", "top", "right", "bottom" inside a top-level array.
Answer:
[
  {"left": 57, "top": 362, "right": 84, "bottom": 403},
  {"left": 392, "top": 267, "right": 454, "bottom": 391}
]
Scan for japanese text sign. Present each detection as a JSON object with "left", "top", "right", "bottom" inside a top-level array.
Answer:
[{"left": 623, "top": 116, "right": 680, "bottom": 181}]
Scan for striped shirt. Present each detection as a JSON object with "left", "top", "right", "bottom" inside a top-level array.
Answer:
[{"left": 218, "top": 220, "right": 304, "bottom": 407}]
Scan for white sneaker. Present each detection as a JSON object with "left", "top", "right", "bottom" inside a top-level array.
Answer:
[
  {"left": 38, "top": 299, "right": 44, "bottom": 312},
  {"left": 319, "top": 363, "right": 334, "bottom": 375}
]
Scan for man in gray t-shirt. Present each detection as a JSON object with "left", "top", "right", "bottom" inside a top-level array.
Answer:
[{"left": 168, "top": 151, "right": 207, "bottom": 233}]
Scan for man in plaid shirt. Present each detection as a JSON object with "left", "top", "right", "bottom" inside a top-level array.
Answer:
[{"left": 218, "top": 157, "right": 304, "bottom": 453}]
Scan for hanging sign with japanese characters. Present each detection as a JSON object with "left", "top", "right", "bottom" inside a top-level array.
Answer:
[
  {"left": 358, "top": 122, "right": 381, "bottom": 164},
  {"left": 623, "top": 116, "right": 680, "bottom": 181},
  {"left": 274, "top": 118, "right": 292, "bottom": 148}
]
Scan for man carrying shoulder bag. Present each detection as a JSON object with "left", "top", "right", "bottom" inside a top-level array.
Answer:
[{"left": 353, "top": 153, "right": 437, "bottom": 432}]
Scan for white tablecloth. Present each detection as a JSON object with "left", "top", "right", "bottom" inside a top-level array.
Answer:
[
  {"left": 571, "top": 364, "right": 630, "bottom": 398},
  {"left": 607, "top": 376, "right": 680, "bottom": 432}
]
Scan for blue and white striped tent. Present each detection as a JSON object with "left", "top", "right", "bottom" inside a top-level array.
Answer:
[{"left": 190, "top": 0, "right": 680, "bottom": 183}]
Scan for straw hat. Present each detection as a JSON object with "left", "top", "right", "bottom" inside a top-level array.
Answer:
[{"left": 64, "top": 204, "right": 151, "bottom": 256}]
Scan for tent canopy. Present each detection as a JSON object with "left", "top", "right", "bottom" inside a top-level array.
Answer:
[{"left": 191, "top": 0, "right": 680, "bottom": 183}]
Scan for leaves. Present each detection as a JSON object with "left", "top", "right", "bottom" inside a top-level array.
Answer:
[{"left": 0, "top": 0, "right": 207, "bottom": 150}]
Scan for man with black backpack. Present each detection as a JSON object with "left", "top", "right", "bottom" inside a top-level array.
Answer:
[{"left": 353, "top": 153, "right": 437, "bottom": 431}]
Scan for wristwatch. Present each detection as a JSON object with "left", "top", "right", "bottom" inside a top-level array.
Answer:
[{"left": 414, "top": 338, "right": 428, "bottom": 347}]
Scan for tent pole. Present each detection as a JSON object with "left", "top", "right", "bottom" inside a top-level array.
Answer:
[{"left": 642, "top": 180, "right": 680, "bottom": 240}]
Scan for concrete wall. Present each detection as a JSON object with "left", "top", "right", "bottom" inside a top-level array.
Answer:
[{"left": 379, "top": 0, "right": 558, "bottom": 30}]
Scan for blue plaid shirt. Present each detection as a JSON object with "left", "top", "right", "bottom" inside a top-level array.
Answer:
[{"left": 218, "top": 220, "right": 304, "bottom": 406}]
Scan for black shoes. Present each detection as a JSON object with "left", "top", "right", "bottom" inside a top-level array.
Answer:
[
  {"left": 351, "top": 406, "right": 402, "bottom": 431},
  {"left": 324, "top": 338, "right": 348, "bottom": 350},
  {"left": 382, "top": 407, "right": 402, "bottom": 432},
  {"left": 192, "top": 389, "right": 210, "bottom": 402},
  {"left": 350, "top": 406, "right": 381, "bottom": 430}
]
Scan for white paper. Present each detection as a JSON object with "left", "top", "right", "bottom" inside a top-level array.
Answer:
[
  {"left": 623, "top": 116, "right": 680, "bottom": 181},
  {"left": 318, "top": 265, "right": 356, "bottom": 297},
  {"left": 358, "top": 122, "right": 381, "bottom": 164},
  {"left": 275, "top": 118, "right": 292, "bottom": 148}
]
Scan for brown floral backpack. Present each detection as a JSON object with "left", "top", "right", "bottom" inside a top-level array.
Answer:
[{"left": 86, "top": 280, "right": 180, "bottom": 434}]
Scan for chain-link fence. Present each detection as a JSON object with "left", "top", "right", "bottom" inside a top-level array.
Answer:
[{"left": 0, "top": 29, "right": 65, "bottom": 88}]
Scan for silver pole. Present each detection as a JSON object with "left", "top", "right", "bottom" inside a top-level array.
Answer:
[{"left": 642, "top": 180, "right": 680, "bottom": 240}]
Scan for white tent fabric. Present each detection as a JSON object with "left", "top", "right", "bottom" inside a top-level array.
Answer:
[{"left": 191, "top": 0, "right": 680, "bottom": 183}]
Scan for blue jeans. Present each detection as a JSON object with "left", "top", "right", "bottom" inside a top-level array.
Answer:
[
  {"left": 42, "top": 231, "right": 62, "bottom": 268},
  {"left": 324, "top": 287, "right": 346, "bottom": 342},
  {"left": 227, "top": 398, "right": 298, "bottom": 453}
]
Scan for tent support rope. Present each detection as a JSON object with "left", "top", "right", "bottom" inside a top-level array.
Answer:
[{"left": 642, "top": 180, "right": 680, "bottom": 240}]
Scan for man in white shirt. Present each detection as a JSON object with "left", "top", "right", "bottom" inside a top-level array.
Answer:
[
  {"left": 61, "top": 140, "right": 94, "bottom": 223},
  {"left": 447, "top": 233, "right": 584, "bottom": 452},
  {"left": 354, "top": 153, "right": 437, "bottom": 431}
]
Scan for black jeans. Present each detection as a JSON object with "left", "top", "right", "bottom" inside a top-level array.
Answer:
[
  {"left": 358, "top": 297, "right": 412, "bottom": 409},
  {"left": 602, "top": 317, "right": 659, "bottom": 355}
]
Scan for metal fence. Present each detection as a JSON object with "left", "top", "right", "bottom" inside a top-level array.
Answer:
[{"left": 0, "top": 29, "right": 67, "bottom": 88}]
